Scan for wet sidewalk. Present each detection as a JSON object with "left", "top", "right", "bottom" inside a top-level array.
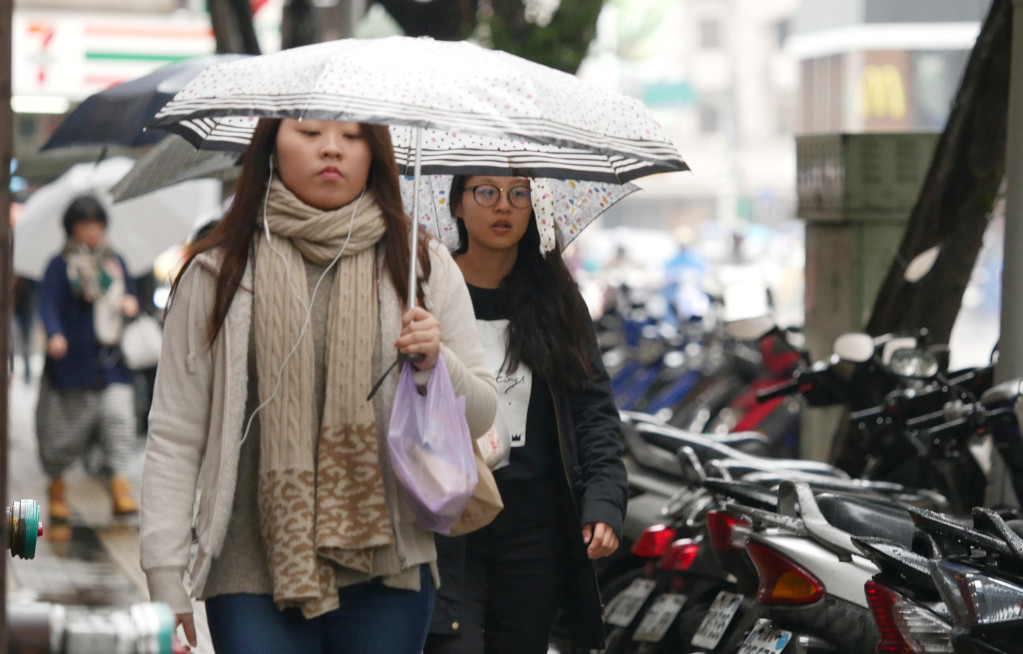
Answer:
[{"left": 6, "top": 358, "right": 212, "bottom": 653}]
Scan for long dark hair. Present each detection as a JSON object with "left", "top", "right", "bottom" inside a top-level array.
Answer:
[
  {"left": 450, "top": 175, "right": 592, "bottom": 389},
  {"left": 171, "top": 118, "right": 431, "bottom": 344}
]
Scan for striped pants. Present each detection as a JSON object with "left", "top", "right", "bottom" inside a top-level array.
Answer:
[{"left": 35, "top": 378, "right": 137, "bottom": 477}]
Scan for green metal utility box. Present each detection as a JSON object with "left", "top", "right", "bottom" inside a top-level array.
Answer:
[{"left": 796, "top": 132, "right": 940, "bottom": 461}]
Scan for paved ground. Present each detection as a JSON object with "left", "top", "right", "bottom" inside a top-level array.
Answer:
[{"left": 6, "top": 356, "right": 213, "bottom": 653}]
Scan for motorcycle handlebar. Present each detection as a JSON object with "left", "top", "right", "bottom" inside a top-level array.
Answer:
[
  {"left": 755, "top": 377, "right": 803, "bottom": 402},
  {"left": 905, "top": 408, "right": 950, "bottom": 429},
  {"left": 849, "top": 405, "right": 884, "bottom": 423}
]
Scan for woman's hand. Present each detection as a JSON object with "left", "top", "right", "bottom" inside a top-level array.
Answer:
[
  {"left": 395, "top": 306, "right": 441, "bottom": 371},
  {"left": 582, "top": 522, "right": 620, "bottom": 559},
  {"left": 47, "top": 334, "right": 68, "bottom": 360},
  {"left": 121, "top": 295, "right": 140, "bottom": 318},
  {"left": 176, "top": 613, "right": 197, "bottom": 650}
]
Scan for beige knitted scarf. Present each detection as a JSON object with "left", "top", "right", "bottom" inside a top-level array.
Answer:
[{"left": 253, "top": 176, "right": 393, "bottom": 618}]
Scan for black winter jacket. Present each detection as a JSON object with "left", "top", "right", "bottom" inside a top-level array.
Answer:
[{"left": 430, "top": 311, "right": 628, "bottom": 649}]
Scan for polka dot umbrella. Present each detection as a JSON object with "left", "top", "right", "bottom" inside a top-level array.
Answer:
[
  {"left": 148, "top": 36, "right": 688, "bottom": 304},
  {"left": 399, "top": 173, "right": 640, "bottom": 255}
]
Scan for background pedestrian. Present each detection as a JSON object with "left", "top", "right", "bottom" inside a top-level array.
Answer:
[
  {"left": 36, "top": 195, "right": 142, "bottom": 541},
  {"left": 424, "top": 175, "right": 628, "bottom": 654}
]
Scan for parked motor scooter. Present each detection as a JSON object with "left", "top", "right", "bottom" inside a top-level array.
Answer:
[{"left": 595, "top": 453, "right": 920, "bottom": 653}]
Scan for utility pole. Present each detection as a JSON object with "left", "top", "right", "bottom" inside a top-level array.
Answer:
[
  {"left": 1, "top": 0, "right": 14, "bottom": 645},
  {"left": 1001, "top": 0, "right": 1023, "bottom": 382},
  {"left": 991, "top": 0, "right": 1023, "bottom": 506}
]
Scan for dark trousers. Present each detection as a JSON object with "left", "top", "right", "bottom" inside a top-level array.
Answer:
[
  {"left": 205, "top": 565, "right": 434, "bottom": 654},
  {"left": 424, "top": 478, "right": 572, "bottom": 654}
]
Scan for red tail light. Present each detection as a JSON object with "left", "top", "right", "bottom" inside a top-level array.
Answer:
[
  {"left": 705, "top": 510, "right": 749, "bottom": 553},
  {"left": 746, "top": 540, "right": 824, "bottom": 605},
  {"left": 631, "top": 524, "right": 676, "bottom": 558},
  {"left": 658, "top": 539, "right": 701, "bottom": 571},
  {"left": 864, "top": 580, "right": 953, "bottom": 653}
]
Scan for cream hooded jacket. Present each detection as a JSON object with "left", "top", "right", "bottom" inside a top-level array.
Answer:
[{"left": 140, "top": 239, "right": 497, "bottom": 614}]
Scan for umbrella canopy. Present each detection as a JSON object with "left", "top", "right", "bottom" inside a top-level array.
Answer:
[
  {"left": 149, "top": 37, "right": 687, "bottom": 183},
  {"left": 401, "top": 174, "right": 639, "bottom": 253},
  {"left": 41, "top": 54, "right": 250, "bottom": 151},
  {"left": 148, "top": 37, "right": 686, "bottom": 305},
  {"left": 110, "top": 134, "right": 240, "bottom": 202},
  {"left": 14, "top": 157, "right": 222, "bottom": 279},
  {"left": 101, "top": 131, "right": 635, "bottom": 253}
]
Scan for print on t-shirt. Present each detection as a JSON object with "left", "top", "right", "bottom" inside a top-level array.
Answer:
[{"left": 477, "top": 318, "right": 531, "bottom": 470}]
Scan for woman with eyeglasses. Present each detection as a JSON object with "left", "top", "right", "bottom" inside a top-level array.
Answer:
[{"left": 423, "top": 175, "right": 628, "bottom": 654}]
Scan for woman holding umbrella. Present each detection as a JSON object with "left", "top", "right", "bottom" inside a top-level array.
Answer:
[
  {"left": 36, "top": 196, "right": 142, "bottom": 537},
  {"left": 139, "top": 118, "right": 497, "bottom": 654},
  {"left": 424, "top": 175, "right": 628, "bottom": 654}
]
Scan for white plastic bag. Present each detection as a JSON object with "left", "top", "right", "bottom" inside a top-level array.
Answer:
[
  {"left": 120, "top": 314, "right": 163, "bottom": 370},
  {"left": 387, "top": 355, "right": 478, "bottom": 534}
]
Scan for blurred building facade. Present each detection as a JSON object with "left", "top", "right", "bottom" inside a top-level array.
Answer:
[
  {"left": 10, "top": 0, "right": 993, "bottom": 227},
  {"left": 9, "top": 0, "right": 280, "bottom": 179},
  {"left": 786, "top": 0, "right": 996, "bottom": 363},
  {"left": 580, "top": 0, "right": 801, "bottom": 232},
  {"left": 791, "top": 0, "right": 991, "bottom": 134}
]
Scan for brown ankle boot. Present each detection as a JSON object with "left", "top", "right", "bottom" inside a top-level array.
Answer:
[
  {"left": 110, "top": 476, "right": 139, "bottom": 516},
  {"left": 48, "top": 478, "right": 71, "bottom": 522}
]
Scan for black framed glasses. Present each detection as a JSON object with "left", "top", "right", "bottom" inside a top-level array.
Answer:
[{"left": 464, "top": 183, "right": 532, "bottom": 209}]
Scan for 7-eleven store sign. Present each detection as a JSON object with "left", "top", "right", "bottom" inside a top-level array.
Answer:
[{"left": 13, "top": 11, "right": 217, "bottom": 101}]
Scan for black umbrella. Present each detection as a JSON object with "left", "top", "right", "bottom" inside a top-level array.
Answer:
[{"left": 41, "top": 54, "right": 250, "bottom": 151}]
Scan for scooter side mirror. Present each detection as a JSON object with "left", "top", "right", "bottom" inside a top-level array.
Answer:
[
  {"left": 832, "top": 332, "right": 875, "bottom": 363},
  {"left": 903, "top": 245, "right": 941, "bottom": 283},
  {"left": 881, "top": 336, "right": 919, "bottom": 366},
  {"left": 888, "top": 347, "right": 940, "bottom": 379},
  {"left": 726, "top": 315, "right": 776, "bottom": 341}
]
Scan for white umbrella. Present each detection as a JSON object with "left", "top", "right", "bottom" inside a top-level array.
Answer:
[
  {"left": 103, "top": 139, "right": 636, "bottom": 255},
  {"left": 150, "top": 37, "right": 687, "bottom": 184},
  {"left": 148, "top": 36, "right": 687, "bottom": 304},
  {"left": 14, "top": 156, "right": 222, "bottom": 280}
]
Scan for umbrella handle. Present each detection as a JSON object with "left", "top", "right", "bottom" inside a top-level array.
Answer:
[
  {"left": 407, "top": 128, "right": 424, "bottom": 310},
  {"left": 367, "top": 351, "right": 425, "bottom": 401}
]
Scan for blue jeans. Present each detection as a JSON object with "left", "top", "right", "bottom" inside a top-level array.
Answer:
[{"left": 205, "top": 565, "right": 435, "bottom": 654}]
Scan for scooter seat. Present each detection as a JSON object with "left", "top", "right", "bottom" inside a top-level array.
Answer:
[
  {"left": 717, "top": 431, "right": 775, "bottom": 455},
  {"left": 816, "top": 493, "right": 917, "bottom": 547},
  {"left": 1008, "top": 520, "right": 1023, "bottom": 539},
  {"left": 636, "top": 423, "right": 844, "bottom": 476},
  {"left": 703, "top": 478, "right": 778, "bottom": 511},
  {"left": 638, "top": 423, "right": 770, "bottom": 458}
]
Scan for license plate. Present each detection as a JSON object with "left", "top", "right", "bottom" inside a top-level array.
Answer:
[
  {"left": 605, "top": 578, "right": 657, "bottom": 627},
  {"left": 737, "top": 618, "right": 792, "bottom": 654},
  {"left": 691, "top": 591, "right": 743, "bottom": 649},
  {"left": 632, "top": 593, "right": 687, "bottom": 642}
]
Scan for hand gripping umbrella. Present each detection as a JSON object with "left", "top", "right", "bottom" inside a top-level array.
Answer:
[{"left": 149, "top": 36, "right": 688, "bottom": 307}]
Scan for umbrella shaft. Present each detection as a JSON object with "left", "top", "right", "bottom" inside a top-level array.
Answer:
[{"left": 408, "top": 128, "right": 424, "bottom": 310}]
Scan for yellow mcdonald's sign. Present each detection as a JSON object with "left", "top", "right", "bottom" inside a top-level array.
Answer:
[{"left": 858, "top": 64, "right": 907, "bottom": 120}]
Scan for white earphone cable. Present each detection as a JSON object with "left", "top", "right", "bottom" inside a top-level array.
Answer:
[{"left": 239, "top": 161, "right": 367, "bottom": 448}]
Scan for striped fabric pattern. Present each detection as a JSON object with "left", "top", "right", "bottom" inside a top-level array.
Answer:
[
  {"left": 148, "top": 36, "right": 688, "bottom": 184},
  {"left": 35, "top": 378, "right": 137, "bottom": 477},
  {"left": 153, "top": 118, "right": 681, "bottom": 184}
]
